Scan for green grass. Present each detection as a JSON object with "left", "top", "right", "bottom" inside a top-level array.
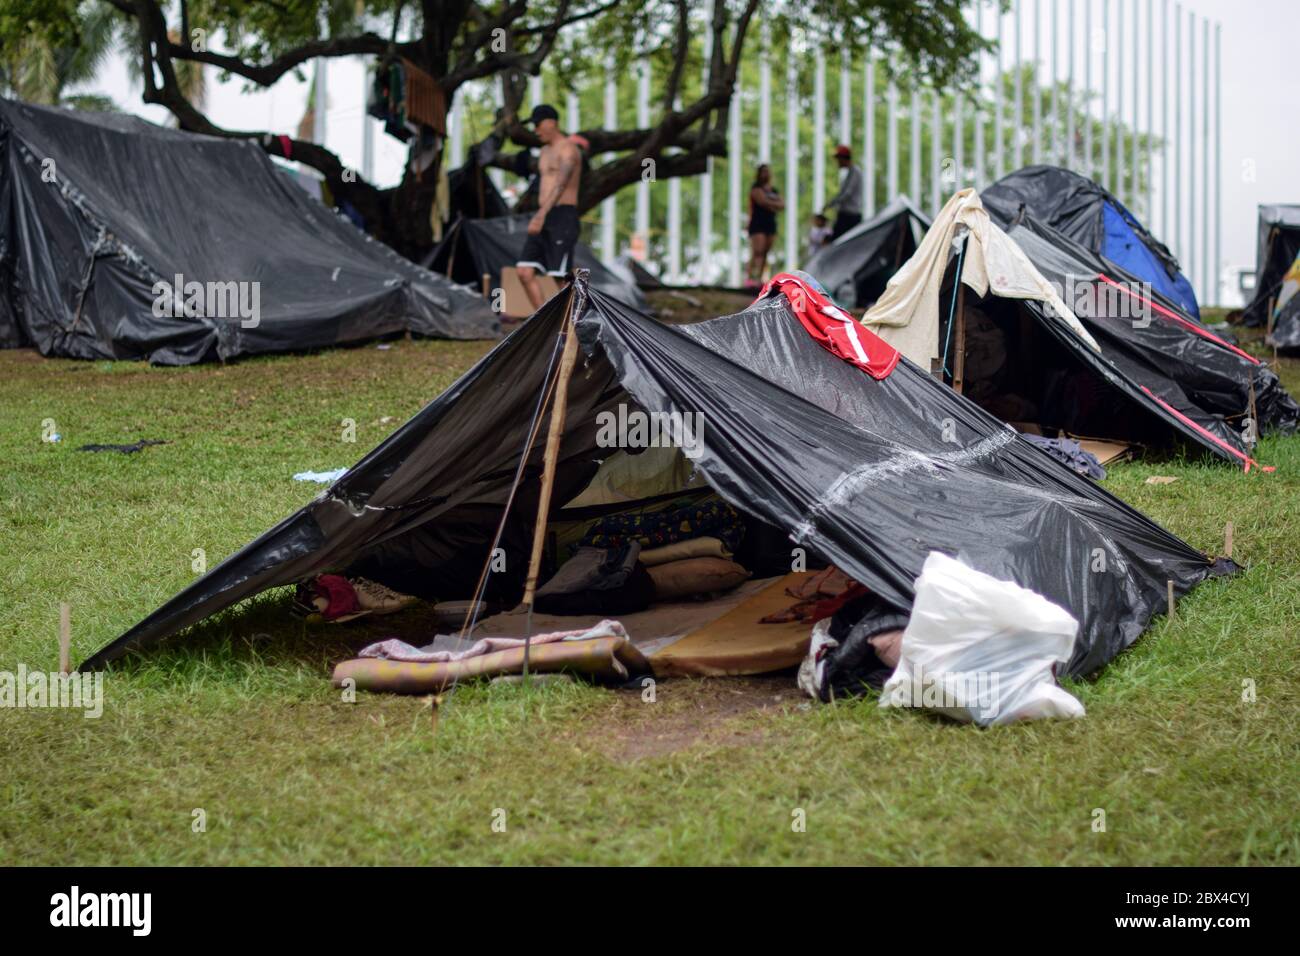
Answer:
[{"left": 1, "top": 322, "right": 1298, "bottom": 866}]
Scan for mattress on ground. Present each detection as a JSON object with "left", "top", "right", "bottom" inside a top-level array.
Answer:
[
  {"left": 648, "top": 572, "right": 816, "bottom": 677},
  {"left": 332, "top": 635, "right": 650, "bottom": 694},
  {"left": 471, "top": 576, "right": 779, "bottom": 655}
]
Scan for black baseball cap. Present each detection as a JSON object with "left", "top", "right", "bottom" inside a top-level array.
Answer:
[{"left": 526, "top": 103, "right": 560, "bottom": 125}]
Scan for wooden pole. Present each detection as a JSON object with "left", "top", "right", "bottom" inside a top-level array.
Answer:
[
  {"left": 952, "top": 284, "right": 967, "bottom": 395},
  {"left": 1166, "top": 580, "right": 1176, "bottom": 622},
  {"left": 1224, "top": 521, "right": 1234, "bottom": 559},
  {"left": 520, "top": 292, "right": 581, "bottom": 677},
  {"left": 59, "top": 602, "right": 71, "bottom": 675}
]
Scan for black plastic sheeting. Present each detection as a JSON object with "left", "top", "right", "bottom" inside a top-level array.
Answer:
[
  {"left": 82, "top": 272, "right": 1232, "bottom": 678},
  {"left": 801, "top": 197, "right": 931, "bottom": 309},
  {"left": 424, "top": 213, "right": 649, "bottom": 313},
  {"left": 1004, "top": 215, "right": 1299, "bottom": 456},
  {"left": 1243, "top": 204, "right": 1300, "bottom": 327},
  {"left": 0, "top": 99, "right": 498, "bottom": 363}
]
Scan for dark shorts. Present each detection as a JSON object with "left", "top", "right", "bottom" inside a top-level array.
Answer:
[{"left": 518, "top": 205, "right": 579, "bottom": 276}]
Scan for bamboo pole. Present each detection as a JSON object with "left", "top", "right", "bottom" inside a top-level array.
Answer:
[{"left": 520, "top": 292, "right": 581, "bottom": 677}]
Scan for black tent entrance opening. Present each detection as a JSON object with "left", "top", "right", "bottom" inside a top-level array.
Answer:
[{"left": 82, "top": 270, "right": 1234, "bottom": 685}]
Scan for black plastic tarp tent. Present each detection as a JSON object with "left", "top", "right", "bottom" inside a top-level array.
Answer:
[
  {"left": 82, "top": 271, "right": 1231, "bottom": 678},
  {"left": 0, "top": 98, "right": 497, "bottom": 363},
  {"left": 424, "top": 213, "right": 649, "bottom": 313},
  {"left": 801, "top": 197, "right": 931, "bottom": 309},
  {"left": 983, "top": 165, "right": 1200, "bottom": 319},
  {"left": 1243, "top": 204, "right": 1300, "bottom": 327},
  {"left": 1006, "top": 214, "right": 1299, "bottom": 452},
  {"left": 862, "top": 190, "right": 1293, "bottom": 469}
]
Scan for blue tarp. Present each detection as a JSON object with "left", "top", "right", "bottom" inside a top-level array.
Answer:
[{"left": 1102, "top": 201, "right": 1200, "bottom": 318}]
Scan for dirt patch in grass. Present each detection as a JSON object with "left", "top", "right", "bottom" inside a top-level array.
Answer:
[{"left": 577, "top": 673, "right": 803, "bottom": 762}]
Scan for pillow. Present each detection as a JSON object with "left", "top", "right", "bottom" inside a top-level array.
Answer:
[
  {"left": 639, "top": 536, "right": 731, "bottom": 567},
  {"left": 647, "top": 557, "right": 751, "bottom": 600}
]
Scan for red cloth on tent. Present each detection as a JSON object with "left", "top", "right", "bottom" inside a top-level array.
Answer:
[{"left": 755, "top": 273, "right": 900, "bottom": 380}]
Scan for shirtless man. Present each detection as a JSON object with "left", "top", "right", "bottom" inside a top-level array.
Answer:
[{"left": 517, "top": 104, "right": 582, "bottom": 310}]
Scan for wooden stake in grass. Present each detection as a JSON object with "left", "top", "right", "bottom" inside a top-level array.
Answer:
[
  {"left": 1224, "top": 521, "right": 1234, "bottom": 560},
  {"left": 59, "top": 602, "right": 71, "bottom": 675},
  {"left": 429, "top": 693, "right": 443, "bottom": 735},
  {"left": 1166, "top": 580, "right": 1176, "bottom": 623}
]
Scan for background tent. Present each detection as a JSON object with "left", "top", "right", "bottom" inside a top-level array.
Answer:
[
  {"left": 801, "top": 197, "right": 931, "bottom": 309},
  {"left": 0, "top": 99, "right": 497, "bottom": 363},
  {"left": 1243, "top": 204, "right": 1300, "bottom": 327},
  {"left": 864, "top": 190, "right": 1286, "bottom": 469},
  {"left": 983, "top": 165, "right": 1201, "bottom": 319},
  {"left": 424, "top": 213, "right": 649, "bottom": 315},
  {"left": 1266, "top": 249, "right": 1300, "bottom": 349},
  {"left": 82, "top": 272, "right": 1230, "bottom": 679}
]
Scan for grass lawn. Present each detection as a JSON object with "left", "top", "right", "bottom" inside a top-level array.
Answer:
[{"left": 1, "top": 305, "right": 1297, "bottom": 866}]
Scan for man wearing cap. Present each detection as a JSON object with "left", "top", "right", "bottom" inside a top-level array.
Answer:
[
  {"left": 825, "top": 145, "right": 864, "bottom": 241},
  {"left": 517, "top": 103, "right": 583, "bottom": 310}
]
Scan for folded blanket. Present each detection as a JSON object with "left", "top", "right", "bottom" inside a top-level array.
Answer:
[
  {"left": 358, "top": 619, "right": 628, "bottom": 663},
  {"left": 640, "top": 536, "right": 731, "bottom": 567}
]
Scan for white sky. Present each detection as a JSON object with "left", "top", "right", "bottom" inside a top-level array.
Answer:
[{"left": 81, "top": 0, "right": 1293, "bottom": 304}]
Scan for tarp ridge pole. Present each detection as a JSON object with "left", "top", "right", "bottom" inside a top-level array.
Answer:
[{"left": 521, "top": 290, "right": 582, "bottom": 678}]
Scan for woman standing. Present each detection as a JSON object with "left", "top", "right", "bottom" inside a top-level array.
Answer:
[{"left": 745, "top": 164, "right": 784, "bottom": 289}]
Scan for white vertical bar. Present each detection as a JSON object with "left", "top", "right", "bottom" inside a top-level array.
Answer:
[
  {"left": 1188, "top": 9, "right": 1196, "bottom": 292},
  {"left": 699, "top": 24, "right": 713, "bottom": 283},
  {"left": 814, "top": 51, "right": 827, "bottom": 209},
  {"left": 676, "top": 95, "right": 686, "bottom": 282},
  {"left": 759, "top": 21, "right": 772, "bottom": 162},
  {"left": 910, "top": 82, "right": 921, "bottom": 200},
  {"left": 565, "top": 91, "right": 579, "bottom": 131},
  {"left": 1083, "top": 0, "right": 1091, "bottom": 175},
  {"left": 1131, "top": 0, "right": 1139, "bottom": 209},
  {"left": 864, "top": 49, "right": 876, "bottom": 214},
  {"left": 1032, "top": 0, "right": 1042, "bottom": 165},
  {"left": 786, "top": 55, "right": 799, "bottom": 268},
  {"left": 728, "top": 66, "right": 743, "bottom": 288},
  {"left": 1146, "top": 0, "right": 1153, "bottom": 222},
  {"left": 1162, "top": 0, "right": 1169, "bottom": 239},
  {"left": 1201, "top": 17, "right": 1209, "bottom": 304},
  {"left": 888, "top": 72, "right": 900, "bottom": 198},
  {"left": 1008, "top": 0, "right": 1019, "bottom": 167},
  {"left": 931, "top": 87, "right": 942, "bottom": 214},
  {"left": 975, "top": 1, "right": 985, "bottom": 186},
  {"left": 1115, "top": 0, "right": 1124, "bottom": 200},
  {"left": 364, "top": 73, "right": 377, "bottom": 179},
  {"left": 1066, "top": 0, "right": 1075, "bottom": 168},
  {"left": 954, "top": 81, "right": 964, "bottom": 189},
  {"left": 1214, "top": 23, "right": 1221, "bottom": 307},
  {"left": 840, "top": 48, "right": 852, "bottom": 146},
  {"left": 314, "top": 58, "right": 327, "bottom": 145},
  {"left": 995, "top": 9, "right": 1005, "bottom": 179},
  {"left": 1050, "top": 0, "right": 1059, "bottom": 164},
  {"left": 491, "top": 77, "right": 506, "bottom": 193},
  {"left": 1174, "top": 4, "right": 1181, "bottom": 261},
  {"left": 529, "top": 74, "right": 543, "bottom": 108},
  {"left": 601, "top": 56, "right": 617, "bottom": 259},
  {"left": 1101, "top": 0, "right": 1110, "bottom": 189},
  {"left": 635, "top": 55, "right": 650, "bottom": 258}
]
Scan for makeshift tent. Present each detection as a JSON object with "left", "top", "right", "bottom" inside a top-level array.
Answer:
[
  {"left": 863, "top": 190, "right": 1293, "bottom": 469},
  {"left": 0, "top": 99, "right": 498, "bottom": 363},
  {"left": 1243, "top": 204, "right": 1300, "bottom": 327},
  {"left": 983, "top": 165, "right": 1200, "bottom": 319},
  {"left": 82, "top": 270, "right": 1232, "bottom": 680},
  {"left": 443, "top": 155, "right": 510, "bottom": 225},
  {"left": 1266, "top": 249, "right": 1300, "bottom": 350},
  {"left": 424, "top": 213, "right": 648, "bottom": 317},
  {"left": 801, "top": 197, "right": 931, "bottom": 309}
]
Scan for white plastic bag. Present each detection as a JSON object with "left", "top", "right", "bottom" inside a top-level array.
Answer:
[{"left": 880, "top": 552, "right": 1085, "bottom": 726}]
